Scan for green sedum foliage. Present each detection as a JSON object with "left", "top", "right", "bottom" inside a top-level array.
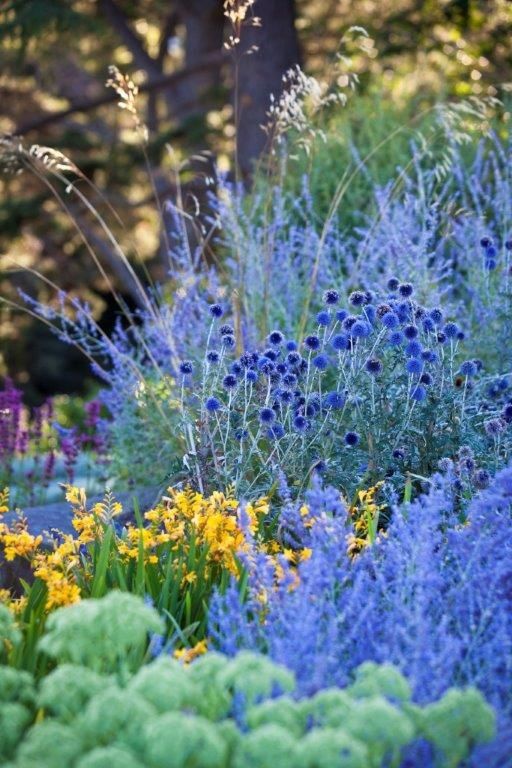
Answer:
[{"left": 0, "top": 592, "right": 496, "bottom": 768}]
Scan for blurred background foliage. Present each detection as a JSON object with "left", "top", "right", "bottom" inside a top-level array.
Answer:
[{"left": 1, "top": 0, "right": 511, "bottom": 402}]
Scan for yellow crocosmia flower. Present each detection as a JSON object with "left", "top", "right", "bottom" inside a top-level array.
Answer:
[
  {"left": 65, "top": 485, "right": 87, "bottom": 509},
  {"left": 147, "top": 555, "right": 158, "bottom": 565},
  {"left": 182, "top": 571, "right": 197, "bottom": 586},
  {"left": 1, "top": 530, "right": 42, "bottom": 561},
  {"left": 0, "top": 588, "right": 11, "bottom": 603},
  {"left": 0, "top": 488, "right": 9, "bottom": 515},
  {"left": 174, "top": 639, "right": 207, "bottom": 664},
  {"left": 45, "top": 577, "right": 81, "bottom": 610},
  {"left": 299, "top": 548, "right": 312, "bottom": 561}
]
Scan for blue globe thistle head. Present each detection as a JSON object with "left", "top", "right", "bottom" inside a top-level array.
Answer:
[
  {"left": 387, "top": 277, "right": 399, "bottom": 291},
  {"left": 381, "top": 311, "right": 399, "bottom": 329},
  {"left": 206, "top": 350, "right": 220, "bottom": 364},
  {"left": 364, "top": 290, "right": 374, "bottom": 304},
  {"left": 293, "top": 414, "right": 309, "bottom": 432},
  {"left": 421, "top": 349, "right": 438, "bottom": 364},
  {"left": 312, "top": 459, "right": 327, "bottom": 474},
  {"left": 323, "top": 289, "right": 340, "bottom": 305},
  {"left": 387, "top": 330, "right": 404, "bottom": 346},
  {"left": 276, "top": 363, "right": 288, "bottom": 375},
  {"left": 344, "top": 430, "right": 360, "bottom": 447},
  {"left": 239, "top": 352, "right": 253, "bottom": 368},
  {"left": 484, "top": 418, "right": 505, "bottom": 437},
  {"left": 342, "top": 315, "right": 358, "bottom": 331},
  {"left": 411, "top": 384, "right": 427, "bottom": 402},
  {"left": 443, "top": 321, "right": 459, "bottom": 339},
  {"left": 312, "top": 354, "right": 329, "bottom": 371},
  {"left": 459, "top": 456, "right": 475, "bottom": 474},
  {"left": 294, "top": 392, "right": 306, "bottom": 406},
  {"left": 231, "top": 362, "right": 243, "bottom": 376},
  {"left": 363, "top": 305, "right": 376, "bottom": 324},
  {"left": 263, "top": 348, "right": 278, "bottom": 362},
  {"left": 222, "top": 374, "right": 238, "bottom": 390},
  {"left": 501, "top": 403, "right": 512, "bottom": 423},
  {"left": 287, "top": 351, "right": 301, "bottom": 366},
  {"left": 472, "top": 358, "right": 484, "bottom": 372},
  {"left": 436, "top": 331, "right": 447, "bottom": 344},
  {"left": 429, "top": 307, "right": 443, "bottom": 325},
  {"left": 179, "top": 360, "right": 193, "bottom": 376},
  {"left": 205, "top": 396, "right": 221, "bottom": 413},
  {"left": 420, "top": 372, "right": 433, "bottom": 386},
  {"left": 283, "top": 372, "right": 298, "bottom": 388},
  {"left": 392, "top": 447, "right": 405, "bottom": 461},
  {"left": 316, "top": 310, "right": 331, "bottom": 327},
  {"left": 474, "top": 468, "right": 490, "bottom": 489},
  {"left": 458, "top": 444, "right": 474, "bottom": 460},
  {"left": 485, "top": 244, "right": 497, "bottom": 259},
  {"left": 460, "top": 360, "right": 477, "bottom": 377},
  {"left": 456, "top": 330, "right": 465, "bottom": 341},
  {"left": 304, "top": 403, "right": 317, "bottom": 418},
  {"left": 268, "top": 330, "right": 284, "bottom": 346},
  {"left": 269, "top": 371, "right": 282, "bottom": 385},
  {"left": 209, "top": 303, "right": 224, "bottom": 319},
  {"left": 405, "top": 340, "right": 423, "bottom": 358},
  {"left": 286, "top": 340, "right": 298, "bottom": 351},
  {"left": 480, "top": 236, "right": 492, "bottom": 248},
  {"left": 505, "top": 239, "right": 512, "bottom": 251},
  {"left": 398, "top": 282, "right": 414, "bottom": 298},
  {"left": 259, "top": 407, "right": 276, "bottom": 424},
  {"left": 331, "top": 333, "right": 349, "bottom": 351},
  {"left": 245, "top": 369, "right": 258, "bottom": 383},
  {"left": 414, "top": 306, "right": 426, "bottom": 320},
  {"left": 422, "top": 317, "right": 435, "bottom": 334},
  {"left": 258, "top": 358, "right": 275, "bottom": 375},
  {"left": 349, "top": 290, "right": 366, "bottom": 307},
  {"left": 222, "top": 335, "right": 236, "bottom": 349},
  {"left": 234, "top": 428, "right": 248, "bottom": 441},
  {"left": 365, "top": 357, "right": 383, "bottom": 376},
  {"left": 267, "top": 423, "right": 285, "bottom": 440},
  {"left": 304, "top": 334, "right": 321, "bottom": 351},
  {"left": 351, "top": 320, "right": 372, "bottom": 339},
  {"left": 403, "top": 324, "right": 418, "bottom": 340},
  {"left": 498, "top": 376, "right": 509, "bottom": 390},
  {"left": 324, "top": 391, "right": 345, "bottom": 409},
  {"left": 405, "top": 358, "right": 422, "bottom": 376},
  {"left": 299, "top": 358, "right": 308, "bottom": 373},
  {"left": 336, "top": 309, "right": 348, "bottom": 323},
  {"left": 438, "top": 457, "right": 454, "bottom": 473},
  {"left": 278, "top": 389, "right": 294, "bottom": 404},
  {"left": 396, "top": 301, "right": 412, "bottom": 322},
  {"left": 219, "top": 324, "right": 234, "bottom": 336}
]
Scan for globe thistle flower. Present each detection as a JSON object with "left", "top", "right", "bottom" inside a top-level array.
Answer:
[
  {"left": 342, "top": 315, "right": 358, "bottom": 331},
  {"left": 421, "top": 349, "right": 438, "bottom": 364},
  {"left": 283, "top": 373, "right": 298, "bottom": 388},
  {"left": 312, "top": 354, "right": 329, "bottom": 370},
  {"left": 422, "top": 317, "right": 435, "bottom": 333},
  {"left": 443, "top": 322, "right": 459, "bottom": 339},
  {"left": 398, "top": 282, "right": 414, "bottom": 298},
  {"left": 392, "top": 447, "right": 405, "bottom": 460},
  {"left": 403, "top": 324, "right": 418, "bottom": 340},
  {"left": 312, "top": 459, "right": 327, "bottom": 474},
  {"left": 208, "top": 303, "right": 224, "bottom": 318},
  {"left": 267, "top": 423, "right": 285, "bottom": 440},
  {"left": 205, "top": 397, "right": 221, "bottom": 413},
  {"left": 505, "top": 239, "right": 512, "bottom": 251},
  {"left": 480, "top": 236, "right": 492, "bottom": 248},
  {"left": 276, "top": 363, "right": 288, "bottom": 375},
  {"left": 387, "top": 330, "right": 404, "bottom": 346},
  {"left": 484, "top": 418, "right": 505, "bottom": 437},
  {"left": 258, "top": 359, "right": 275, "bottom": 375},
  {"left": 474, "top": 468, "right": 491, "bottom": 489},
  {"left": 336, "top": 309, "right": 348, "bottom": 323},
  {"left": 293, "top": 415, "right": 309, "bottom": 432},
  {"left": 405, "top": 358, "right": 422, "bottom": 376},
  {"left": 387, "top": 277, "right": 399, "bottom": 291},
  {"left": 245, "top": 370, "right": 258, "bottom": 383},
  {"left": 501, "top": 403, "right": 512, "bottom": 423},
  {"left": 219, "top": 324, "right": 234, "bottom": 336},
  {"left": 222, "top": 335, "right": 236, "bottom": 349},
  {"left": 349, "top": 290, "right": 366, "bottom": 307},
  {"left": 365, "top": 358, "right": 383, "bottom": 376},
  {"left": 206, "top": 351, "right": 220, "bottom": 364},
  {"left": 231, "top": 362, "right": 243, "bottom": 376},
  {"left": 278, "top": 389, "right": 294, "bottom": 404},
  {"left": 438, "top": 457, "right": 454, "bottom": 473},
  {"left": 179, "top": 361, "right": 193, "bottom": 375},
  {"left": 222, "top": 374, "right": 237, "bottom": 390},
  {"left": 344, "top": 430, "right": 360, "bottom": 446},
  {"left": 259, "top": 407, "right": 276, "bottom": 424},
  {"left": 363, "top": 305, "right": 376, "bottom": 324},
  {"left": 324, "top": 391, "right": 345, "bottom": 409},
  {"left": 304, "top": 335, "right": 320, "bottom": 351},
  {"left": 239, "top": 353, "right": 253, "bottom": 368},
  {"left": 429, "top": 308, "right": 443, "bottom": 325},
  {"left": 381, "top": 311, "right": 399, "bottom": 329},
  {"left": 456, "top": 330, "right": 465, "bottom": 341},
  {"left": 287, "top": 351, "right": 301, "bottom": 366},
  {"left": 286, "top": 340, "right": 298, "bottom": 351},
  {"left": 331, "top": 333, "right": 349, "bottom": 351},
  {"left": 460, "top": 360, "right": 477, "bottom": 377},
  {"left": 268, "top": 330, "right": 284, "bottom": 346},
  {"left": 234, "top": 428, "right": 248, "bottom": 441},
  {"left": 323, "top": 289, "right": 340, "bottom": 305},
  {"left": 411, "top": 385, "right": 427, "bottom": 402},
  {"left": 350, "top": 320, "right": 371, "bottom": 339},
  {"left": 436, "top": 331, "right": 447, "bottom": 344},
  {"left": 420, "top": 372, "right": 433, "bottom": 386},
  {"left": 316, "top": 311, "right": 331, "bottom": 327},
  {"left": 405, "top": 340, "right": 422, "bottom": 358}
]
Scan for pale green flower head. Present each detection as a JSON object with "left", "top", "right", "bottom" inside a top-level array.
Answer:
[
  {"left": 218, "top": 651, "right": 295, "bottom": 706},
  {"left": 79, "top": 686, "right": 156, "bottom": 754},
  {"left": 342, "top": 697, "right": 415, "bottom": 763},
  {"left": 188, "top": 652, "right": 233, "bottom": 720},
  {"left": 0, "top": 667, "right": 35, "bottom": 707},
  {"left": 14, "top": 721, "right": 84, "bottom": 768},
  {"left": 127, "top": 656, "right": 199, "bottom": 714},
  {"left": 0, "top": 604, "right": 21, "bottom": 655},
  {"left": 37, "top": 665, "right": 109, "bottom": 722},
  {"left": 246, "top": 696, "right": 306, "bottom": 737},
  {"left": 144, "top": 711, "right": 228, "bottom": 768},
  {"left": 300, "top": 689, "right": 352, "bottom": 729},
  {"left": 232, "top": 724, "right": 299, "bottom": 768},
  {"left": 299, "top": 727, "right": 369, "bottom": 768},
  {"left": 0, "top": 702, "right": 32, "bottom": 760},
  {"left": 37, "top": 592, "right": 164, "bottom": 670},
  {"left": 75, "top": 745, "right": 144, "bottom": 768},
  {"left": 346, "top": 662, "right": 411, "bottom": 703}
]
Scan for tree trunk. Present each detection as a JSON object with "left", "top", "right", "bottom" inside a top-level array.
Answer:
[{"left": 237, "top": 0, "right": 301, "bottom": 181}]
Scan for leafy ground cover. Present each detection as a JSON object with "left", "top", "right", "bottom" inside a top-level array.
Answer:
[{"left": 1, "top": 86, "right": 512, "bottom": 766}]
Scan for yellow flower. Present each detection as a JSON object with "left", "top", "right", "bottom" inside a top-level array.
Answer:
[
  {"left": 64, "top": 485, "right": 87, "bottom": 509},
  {"left": 0, "top": 488, "right": 9, "bottom": 515},
  {"left": 45, "top": 576, "right": 81, "bottom": 609},
  {"left": 1, "top": 529, "right": 42, "bottom": 561},
  {"left": 174, "top": 639, "right": 208, "bottom": 664}
]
